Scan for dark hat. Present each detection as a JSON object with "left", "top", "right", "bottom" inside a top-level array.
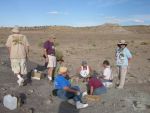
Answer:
[{"left": 82, "top": 61, "right": 87, "bottom": 66}]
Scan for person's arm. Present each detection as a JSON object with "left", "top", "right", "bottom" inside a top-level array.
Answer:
[
  {"left": 24, "top": 36, "right": 30, "bottom": 59},
  {"left": 90, "top": 86, "right": 94, "bottom": 95},
  {"left": 63, "top": 86, "right": 78, "bottom": 94},
  {"left": 5, "top": 36, "right": 11, "bottom": 58},
  {"left": 126, "top": 49, "right": 132, "bottom": 61},
  {"left": 43, "top": 49, "right": 48, "bottom": 58},
  {"left": 76, "top": 67, "right": 81, "bottom": 74}
]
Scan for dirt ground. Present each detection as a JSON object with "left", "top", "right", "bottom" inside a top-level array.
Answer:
[{"left": 0, "top": 25, "right": 150, "bottom": 113}]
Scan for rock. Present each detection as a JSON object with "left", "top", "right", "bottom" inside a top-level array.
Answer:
[
  {"left": 133, "top": 101, "right": 147, "bottom": 110},
  {"left": 1, "top": 88, "right": 7, "bottom": 91},
  {"left": 28, "top": 108, "right": 34, "bottom": 113},
  {"left": 28, "top": 89, "right": 34, "bottom": 93}
]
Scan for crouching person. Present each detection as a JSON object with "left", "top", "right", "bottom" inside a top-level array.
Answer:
[
  {"left": 87, "top": 71, "right": 107, "bottom": 95},
  {"left": 101, "top": 60, "right": 113, "bottom": 88},
  {"left": 54, "top": 67, "right": 88, "bottom": 109}
]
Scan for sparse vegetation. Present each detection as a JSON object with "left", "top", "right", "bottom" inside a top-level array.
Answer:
[
  {"left": 140, "top": 42, "right": 149, "bottom": 45},
  {"left": 55, "top": 50, "right": 63, "bottom": 61}
]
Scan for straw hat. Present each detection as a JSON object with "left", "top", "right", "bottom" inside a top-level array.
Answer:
[
  {"left": 59, "top": 67, "right": 68, "bottom": 74},
  {"left": 11, "top": 27, "right": 19, "bottom": 33},
  {"left": 117, "top": 40, "right": 127, "bottom": 45}
]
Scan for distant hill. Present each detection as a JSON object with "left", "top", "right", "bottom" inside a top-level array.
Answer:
[{"left": 0, "top": 24, "right": 150, "bottom": 34}]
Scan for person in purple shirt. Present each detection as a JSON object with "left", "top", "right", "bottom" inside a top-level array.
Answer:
[{"left": 43, "top": 36, "right": 56, "bottom": 81}]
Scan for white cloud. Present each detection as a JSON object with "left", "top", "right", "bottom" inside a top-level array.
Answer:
[
  {"left": 131, "top": 19, "right": 144, "bottom": 23},
  {"left": 88, "top": 0, "right": 129, "bottom": 7},
  {"left": 104, "top": 14, "right": 150, "bottom": 24},
  {"left": 48, "top": 11, "right": 59, "bottom": 15},
  {"left": 48, "top": 11, "right": 69, "bottom": 15}
]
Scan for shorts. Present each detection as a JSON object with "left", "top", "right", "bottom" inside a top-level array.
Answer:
[
  {"left": 47, "top": 55, "right": 56, "bottom": 68},
  {"left": 11, "top": 59, "right": 27, "bottom": 75}
]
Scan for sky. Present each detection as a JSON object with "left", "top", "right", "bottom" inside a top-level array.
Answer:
[{"left": 0, "top": 0, "right": 150, "bottom": 27}]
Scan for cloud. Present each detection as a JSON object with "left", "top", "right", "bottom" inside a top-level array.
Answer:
[
  {"left": 104, "top": 14, "right": 150, "bottom": 24},
  {"left": 88, "top": 0, "right": 129, "bottom": 7},
  {"left": 48, "top": 11, "right": 69, "bottom": 15},
  {"left": 48, "top": 11, "right": 59, "bottom": 15},
  {"left": 131, "top": 19, "right": 144, "bottom": 23}
]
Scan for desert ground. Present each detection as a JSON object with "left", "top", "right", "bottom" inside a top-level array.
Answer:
[{"left": 0, "top": 24, "right": 150, "bottom": 113}]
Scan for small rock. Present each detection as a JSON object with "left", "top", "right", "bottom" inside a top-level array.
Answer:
[
  {"left": 1, "top": 88, "right": 7, "bottom": 91},
  {"left": 28, "top": 108, "right": 34, "bottom": 113},
  {"left": 28, "top": 89, "right": 34, "bottom": 93},
  {"left": 133, "top": 101, "right": 146, "bottom": 110}
]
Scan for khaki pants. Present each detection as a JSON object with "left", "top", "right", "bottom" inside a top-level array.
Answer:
[
  {"left": 117, "top": 66, "right": 128, "bottom": 88},
  {"left": 11, "top": 59, "right": 27, "bottom": 75}
]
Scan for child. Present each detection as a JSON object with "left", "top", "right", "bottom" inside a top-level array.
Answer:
[
  {"left": 101, "top": 60, "right": 113, "bottom": 88},
  {"left": 77, "top": 61, "right": 92, "bottom": 78}
]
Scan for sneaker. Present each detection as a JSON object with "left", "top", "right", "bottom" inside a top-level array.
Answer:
[
  {"left": 17, "top": 78, "right": 24, "bottom": 86},
  {"left": 48, "top": 76, "right": 52, "bottom": 81},
  {"left": 76, "top": 101, "right": 88, "bottom": 109},
  {"left": 67, "top": 99, "right": 75, "bottom": 105}
]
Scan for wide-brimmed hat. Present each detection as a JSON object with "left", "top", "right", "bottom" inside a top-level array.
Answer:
[
  {"left": 117, "top": 40, "right": 127, "bottom": 45},
  {"left": 11, "top": 27, "right": 19, "bottom": 33},
  {"left": 59, "top": 67, "right": 68, "bottom": 74}
]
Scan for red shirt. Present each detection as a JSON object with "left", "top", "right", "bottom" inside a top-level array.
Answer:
[{"left": 88, "top": 77, "right": 103, "bottom": 90}]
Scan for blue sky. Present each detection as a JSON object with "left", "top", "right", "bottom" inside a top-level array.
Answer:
[{"left": 0, "top": 0, "right": 150, "bottom": 27}]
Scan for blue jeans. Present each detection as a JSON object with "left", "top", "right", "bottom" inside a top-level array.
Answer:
[
  {"left": 93, "top": 86, "right": 107, "bottom": 95},
  {"left": 57, "top": 86, "right": 82, "bottom": 102}
]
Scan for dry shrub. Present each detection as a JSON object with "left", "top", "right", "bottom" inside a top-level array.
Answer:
[
  {"left": 140, "top": 42, "right": 149, "bottom": 45},
  {"left": 55, "top": 50, "right": 63, "bottom": 61}
]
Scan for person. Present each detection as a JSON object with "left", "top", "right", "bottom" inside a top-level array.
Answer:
[
  {"left": 5, "top": 27, "right": 29, "bottom": 86},
  {"left": 101, "top": 60, "right": 113, "bottom": 88},
  {"left": 87, "top": 71, "right": 107, "bottom": 95},
  {"left": 115, "top": 40, "right": 132, "bottom": 89},
  {"left": 54, "top": 67, "right": 88, "bottom": 109},
  {"left": 43, "top": 36, "right": 56, "bottom": 81},
  {"left": 77, "top": 61, "right": 92, "bottom": 78}
]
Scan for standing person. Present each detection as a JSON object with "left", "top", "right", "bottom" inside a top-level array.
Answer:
[
  {"left": 5, "top": 27, "right": 29, "bottom": 86},
  {"left": 54, "top": 67, "right": 88, "bottom": 109},
  {"left": 115, "top": 40, "right": 132, "bottom": 89},
  {"left": 43, "top": 36, "right": 56, "bottom": 81}
]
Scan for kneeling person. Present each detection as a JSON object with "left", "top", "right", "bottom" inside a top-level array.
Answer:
[
  {"left": 54, "top": 67, "right": 88, "bottom": 109},
  {"left": 87, "top": 71, "right": 107, "bottom": 95}
]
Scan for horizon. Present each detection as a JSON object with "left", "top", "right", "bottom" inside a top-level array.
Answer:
[{"left": 0, "top": 0, "right": 150, "bottom": 27}]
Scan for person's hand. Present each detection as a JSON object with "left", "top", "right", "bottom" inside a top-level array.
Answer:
[{"left": 45, "top": 57, "right": 49, "bottom": 62}]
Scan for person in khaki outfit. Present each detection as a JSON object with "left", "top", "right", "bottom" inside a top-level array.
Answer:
[
  {"left": 115, "top": 40, "right": 132, "bottom": 89},
  {"left": 6, "top": 27, "right": 29, "bottom": 86}
]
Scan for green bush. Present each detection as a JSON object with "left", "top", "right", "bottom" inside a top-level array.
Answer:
[{"left": 55, "top": 50, "right": 63, "bottom": 61}]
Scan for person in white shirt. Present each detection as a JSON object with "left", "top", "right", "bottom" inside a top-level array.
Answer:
[
  {"left": 77, "top": 61, "right": 92, "bottom": 78},
  {"left": 101, "top": 60, "right": 113, "bottom": 88}
]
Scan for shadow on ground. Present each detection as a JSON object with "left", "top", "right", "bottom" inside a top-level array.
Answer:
[{"left": 58, "top": 101, "right": 79, "bottom": 113}]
